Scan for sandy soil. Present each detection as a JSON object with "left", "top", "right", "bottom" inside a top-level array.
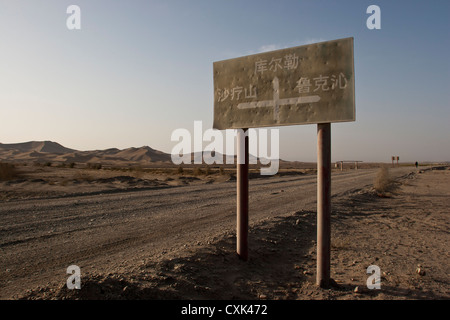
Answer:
[
  {"left": 0, "top": 165, "right": 448, "bottom": 300},
  {"left": 0, "top": 165, "right": 317, "bottom": 202}
]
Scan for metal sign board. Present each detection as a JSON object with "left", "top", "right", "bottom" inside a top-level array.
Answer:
[{"left": 213, "top": 37, "right": 355, "bottom": 130}]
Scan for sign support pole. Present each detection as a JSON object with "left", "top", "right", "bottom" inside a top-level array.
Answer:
[
  {"left": 237, "top": 128, "right": 249, "bottom": 261},
  {"left": 317, "top": 123, "right": 331, "bottom": 288}
]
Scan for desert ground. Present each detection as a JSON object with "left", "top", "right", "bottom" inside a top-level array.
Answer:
[{"left": 1, "top": 160, "right": 448, "bottom": 301}]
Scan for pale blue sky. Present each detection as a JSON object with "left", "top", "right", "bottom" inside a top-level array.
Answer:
[{"left": 1, "top": 0, "right": 449, "bottom": 162}]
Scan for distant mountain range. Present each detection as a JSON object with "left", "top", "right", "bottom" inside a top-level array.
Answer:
[
  {"left": 0, "top": 141, "right": 279, "bottom": 166},
  {"left": 0, "top": 141, "right": 75, "bottom": 154},
  {"left": 0, "top": 141, "right": 173, "bottom": 165}
]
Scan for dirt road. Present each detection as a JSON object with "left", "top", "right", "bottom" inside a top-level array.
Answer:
[{"left": 1, "top": 167, "right": 448, "bottom": 299}]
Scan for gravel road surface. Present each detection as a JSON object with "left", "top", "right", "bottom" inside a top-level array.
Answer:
[{"left": 0, "top": 168, "right": 416, "bottom": 299}]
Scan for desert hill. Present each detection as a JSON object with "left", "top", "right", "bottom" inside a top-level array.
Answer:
[
  {"left": 0, "top": 141, "right": 172, "bottom": 166},
  {"left": 0, "top": 141, "right": 75, "bottom": 154},
  {"left": 0, "top": 141, "right": 305, "bottom": 168}
]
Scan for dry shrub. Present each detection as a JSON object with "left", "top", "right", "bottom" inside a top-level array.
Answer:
[
  {"left": 193, "top": 167, "right": 203, "bottom": 176},
  {"left": 86, "top": 163, "right": 102, "bottom": 170},
  {"left": 374, "top": 166, "right": 391, "bottom": 194},
  {"left": 0, "top": 163, "right": 20, "bottom": 181},
  {"left": 131, "top": 166, "right": 144, "bottom": 179},
  {"left": 73, "top": 171, "right": 94, "bottom": 182}
]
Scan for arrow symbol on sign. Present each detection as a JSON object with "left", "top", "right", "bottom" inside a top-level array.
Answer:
[{"left": 237, "top": 77, "right": 321, "bottom": 122}]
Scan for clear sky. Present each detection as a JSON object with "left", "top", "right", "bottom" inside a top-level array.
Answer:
[{"left": 1, "top": 0, "right": 449, "bottom": 162}]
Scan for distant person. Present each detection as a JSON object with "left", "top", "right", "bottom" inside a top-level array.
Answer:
[{"left": 415, "top": 161, "right": 418, "bottom": 168}]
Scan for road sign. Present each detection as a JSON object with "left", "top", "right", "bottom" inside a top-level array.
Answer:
[
  {"left": 213, "top": 37, "right": 355, "bottom": 130},
  {"left": 214, "top": 38, "right": 356, "bottom": 288}
]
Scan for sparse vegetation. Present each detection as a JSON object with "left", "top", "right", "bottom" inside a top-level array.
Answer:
[
  {"left": 193, "top": 167, "right": 203, "bottom": 176},
  {"left": 73, "top": 171, "right": 94, "bottom": 182},
  {"left": 0, "top": 163, "right": 20, "bottom": 181},
  {"left": 374, "top": 166, "right": 392, "bottom": 195},
  {"left": 86, "top": 163, "right": 102, "bottom": 170},
  {"left": 131, "top": 166, "right": 144, "bottom": 178}
]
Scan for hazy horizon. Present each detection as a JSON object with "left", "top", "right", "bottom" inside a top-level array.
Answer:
[
  {"left": 1, "top": 1, "right": 449, "bottom": 163},
  {"left": 1, "top": 139, "right": 448, "bottom": 164}
]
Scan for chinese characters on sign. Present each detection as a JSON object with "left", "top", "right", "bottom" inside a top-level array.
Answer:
[
  {"left": 254, "top": 53, "right": 299, "bottom": 74},
  {"left": 216, "top": 85, "right": 257, "bottom": 102},
  {"left": 295, "top": 73, "right": 348, "bottom": 93},
  {"left": 213, "top": 37, "right": 355, "bottom": 129},
  {"left": 216, "top": 72, "right": 349, "bottom": 103}
]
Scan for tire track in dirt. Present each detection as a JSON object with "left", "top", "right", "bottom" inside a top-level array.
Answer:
[{"left": 0, "top": 168, "right": 414, "bottom": 299}]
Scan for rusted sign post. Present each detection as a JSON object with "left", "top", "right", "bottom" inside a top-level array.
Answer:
[
  {"left": 317, "top": 123, "right": 331, "bottom": 287},
  {"left": 236, "top": 129, "right": 249, "bottom": 261},
  {"left": 213, "top": 38, "right": 355, "bottom": 287}
]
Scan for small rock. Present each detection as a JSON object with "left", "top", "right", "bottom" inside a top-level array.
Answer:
[
  {"left": 354, "top": 286, "right": 361, "bottom": 293},
  {"left": 295, "top": 219, "right": 301, "bottom": 225},
  {"left": 416, "top": 267, "right": 426, "bottom": 276},
  {"left": 259, "top": 294, "right": 267, "bottom": 299}
]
